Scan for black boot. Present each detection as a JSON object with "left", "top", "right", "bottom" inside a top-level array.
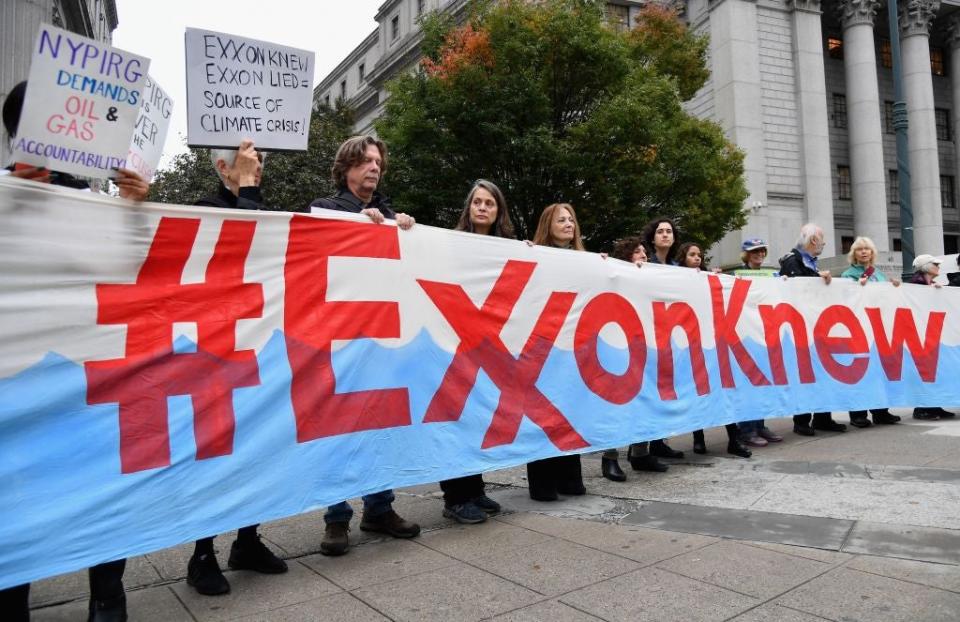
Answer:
[
  {"left": 913, "top": 407, "right": 940, "bottom": 420},
  {"left": 650, "top": 439, "right": 684, "bottom": 459},
  {"left": 931, "top": 407, "right": 956, "bottom": 418},
  {"left": 872, "top": 409, "right": 900, "bottom": 424},
  {"left": 87, "top": 595, "right": 127, "bottom": 622},
  {"left": 849, "top": 411, "right": 872, "bottom": 428},
  {"left": 727, "top": 440, "right": 752, "bottom": 458},
  {"left": 527, "top": 460, "right": 558, "bottom": 501},
  {"left": 556, "top": 455, "right": 586, "bottom": 495},
  {"left": 627, "top": 444, "right": 668, "bottom": 472},
  {"left": 601, "top": 457, "right": 626, "bottom": 482},
  {"left": 692, "top": 430, "right": 707, "bottom": 454}
]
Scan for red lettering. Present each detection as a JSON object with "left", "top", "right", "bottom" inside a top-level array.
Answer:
[
  {"left": 85, "top": 217, "right": 262, "bottom": 473},
  {"left": 708, "top": 275, "right": 770, "bottom": 388},
  {"left": 865, "top": 307, "right": 945, "bottom": 382},
  {"left": 759, "top": 303, "right": 814, "bottom": 385},
  {"left": 652, "top": 302, "right": 710, "bottom": 400},
  {"left": 284, "top": 216, "right": 410, "bottom": 442},
  {"left": 813, "top": 305, "right": 869, "bottom": 384},
  {"left": 419, "top": 261, "right": 589, "bottom": 451},
  {"left": 574, "top": 293, "right": 646, "bottom": 404}
]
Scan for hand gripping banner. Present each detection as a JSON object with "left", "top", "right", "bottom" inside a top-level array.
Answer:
[{"left": 1, "top": 176, "right": 958, "bottom": 587}]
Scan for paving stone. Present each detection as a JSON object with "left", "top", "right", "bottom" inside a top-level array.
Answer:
[
  {"left": 727, "top": 603, "right": 832, "bottom": 621},
  {"left": 496, "top": 512, "right": 717, "bottom": 564},
  {"left": 30, "top": 556, "right": 163, "bottom": 606},
  {"left": 842, "top": 521, "right": 960, "bottom": 565},
  {"left": 352, "top": 561, "right": 540, "bottom": 622},
  {"left": 777, "top": 567, "right": 960, "bottom": 622},
  {"left": 143, "top": 541, "right": 200, "bottom": 581},
  {"left": 656, "top": 540, "right": 831, "bottom": 599},
  {"left": 418, "top": 517, "right": 554, "bottom": 560},
  {"left": 740, "top": 540, "right": 853, "bottom": 564},
  {"left": 488, "top": 488, "right": 619, "bottom": 518},
  {"left": 622, "top": 501, "right": 853, "bottom": 550},
  {"left": 560, "top": 566, "right": 758, "bottom": 622},
  {"left": 171, "top": 560, "right": 341, "bottom": 621},
  {"left": 300, "top": 538, "right": 457, "bottom": 590},
  {"left": 33, "top": 585, "right": 192, "bottom": 622},
  {"left": 845, "top": 555, "right": 960, "bottom": 592},
  {"left": 488, "top": 599, "right": 603, "bottom": 621},
  {"left": 232, "top": 591, "right": 390, "bottom": 621},
  {"left": 471, "top": 538, "right": 641, "bottom": 596}
]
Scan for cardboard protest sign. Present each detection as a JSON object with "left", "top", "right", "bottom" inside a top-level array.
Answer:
[
  {"left": 126, "top": 75, "right": 173, "bottom": 181},
  {"left": 11, "top": 24, "right": 150, "bottom": 178},
  {"left": 184, "top": 28, "right": 315, "bottom": 151}
]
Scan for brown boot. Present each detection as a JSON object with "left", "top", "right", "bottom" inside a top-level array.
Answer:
[
  {"left": 359, "top": 510, "right": 420, "bottom": 538},
  {"left": 320, "top": 521, "right": 350, "bottom": 556}
]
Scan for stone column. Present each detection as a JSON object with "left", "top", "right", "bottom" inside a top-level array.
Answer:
[
  {"left": 790, "top": 0, "right": 837, "bottom": 248},
  {"left": 947, "top": 14, "right": 960, "bottom": 226},
  {"left": 900, "top": 0, "right": 944, "bottom": 255},
  {"left": 707, "top": 0, "right": 770, "bottom": 263},
  {"left": 836, "top": 0, "right": 889, "bottom": 249}
]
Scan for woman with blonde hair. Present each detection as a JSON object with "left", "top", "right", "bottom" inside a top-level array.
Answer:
[
  {"left": 527, "top": 203, "right": 587, "bottom": 501},
  {"left": 841, "top": 237, "right": 901, "bottom": 426}
]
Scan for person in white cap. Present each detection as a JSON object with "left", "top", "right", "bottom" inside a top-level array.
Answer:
[{"left": 908, "top": 254, "right": 955, "bottom": 420}]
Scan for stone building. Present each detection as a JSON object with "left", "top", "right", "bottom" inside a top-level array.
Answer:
[
  {"left": 0, "top": 0, "right": 119, "bottom": 165},
  {"left": 315, "top": 0, "right": 960, "bottom": 267}
]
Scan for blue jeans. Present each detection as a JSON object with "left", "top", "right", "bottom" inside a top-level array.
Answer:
[{"left": 324, "top": 489, "right": 395, "bottom": 524}]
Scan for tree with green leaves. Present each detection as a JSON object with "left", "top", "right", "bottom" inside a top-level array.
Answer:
[
  {"left": 376, "top": 0, "right": 747, "bottom": 251},
  {"left": 149, "top": 104, "right": 355, "bottom": 210}
]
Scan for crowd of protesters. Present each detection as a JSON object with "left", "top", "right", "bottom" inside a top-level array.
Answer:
[{"left": 3, "top": 100, "right": 959, "bottom": 620}]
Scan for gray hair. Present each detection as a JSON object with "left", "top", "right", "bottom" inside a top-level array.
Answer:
[
  {"left": 210, "top": 148, "right": 265, "bottom": 181},
  {"left": 846, "top": 236, "right": 878, "bottom": 266},
  {"left": 797, "top": 223, "right": 823, "bottom": 248}
]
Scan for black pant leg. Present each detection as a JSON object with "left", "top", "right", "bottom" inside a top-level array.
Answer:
[
  {"left": 527, "top": 458, "right": 557, "bottom": 497},
  {"left": 812, "top": 412, "right": 833, "bottom": 425},
  {"left": 793, "top": 414, "right": 812, "bottom": 426},
  {"left": 0, "top": 584, "right": 30, "bottom": 622},
  {"left": 724, "top": 423, "right": 739, "bottom": 442},
  {"left": 440, "top": 475, "right": 484, "bottom": 506},
  {"left": 89, "top": 558, "right": 126, "bottom": 601}
]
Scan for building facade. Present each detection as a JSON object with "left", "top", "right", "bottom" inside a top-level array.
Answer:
[
  {"left": 1, "top": 0, "right": 119, "bottom": 165},
  {"left": 315, "top": 0, "right": 960, "bottom": 267}
]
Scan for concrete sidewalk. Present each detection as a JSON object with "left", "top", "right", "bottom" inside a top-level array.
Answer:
[{"left": 28, "top": 411, "right": 960, "bottom": 621}]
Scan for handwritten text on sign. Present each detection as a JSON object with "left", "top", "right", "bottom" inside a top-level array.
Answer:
[
  {"left": 12, "top": 24, "right": 150, "bottom": 178},
  {"left": 126, "top": 75, "right": 173, "bottom": 180},
  {"left": 184, "top": 28, "right": 315, "bottom": 150}
]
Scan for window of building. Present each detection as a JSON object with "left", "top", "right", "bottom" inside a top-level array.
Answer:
[
  {"left": 941, "top": 175, "right": 955, "bottom": 209},
  {"left": 837, "top": 165, "right": 852, "bottom": 200},
  {"left": 931, "top": 47, "right": 945, "bottom": 76},
  {"left": 884, "top": 101, "right": 895, "bottom": 134},
  {"left": 340, "top": 80, "right": 346, "bottom": 100},
  {"left": 936, "top": 108, "right": 951, "bottom": 141},
  {"left": 604, "top": 4, "right": 630, "bottom": 33},
  {"left": 945, "top": 235, "right": 959, "bottom": 254},
  {"left": 324, "top": 94, "right": 330, "bottom": 107},
  {"left": 893, "top": 238, "right": 902, "bottom": 252},
  {"left": 888, "top": 169, "right": 900, "bottom": 204},
  {"left": 359, "top": 63, "right": 365, "bottom": 82},
  {"left": 841, "top": 236, "right": 855, "bottom": 254},
  {"left": 832, "top": 93, "right": 847, "bottom": 129},
  {"left": 417, "top": 0, "right": 426, "bottom": 16},
  {"left": 880, "top": 39, "right": 892, "bottom": 69},
  {"left": 827, "top": 36, "right": 843, "bottom": 59},
  {"left": 391, "top": 15, "right": 399, "bottom": 41}
]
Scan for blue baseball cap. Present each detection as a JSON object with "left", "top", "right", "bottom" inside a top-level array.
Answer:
[{"left": 741, "top": 238, "right": 768, "bottom": 252}]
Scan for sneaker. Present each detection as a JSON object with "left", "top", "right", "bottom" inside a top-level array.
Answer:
[
  {"left": 320, "top": 522, "right": 350, "bottom": 556},
  {"left": 87, "top": 594, "right": 127, "bottom": 622},
  {"left": 360, "top": 510, "right": 421, "bottom": 538},
  {"left": 443, "top": 502, "right": 487, "bottom": 524},
  {"left": 187, "top": 552, "right": 230, "bottom": 595},
  {"left": 228, "top": 536, "right": 288, "bottom": 574},
  {"left": 742, "top": 435, "right": 768, "bottom": 447},
  {"left": 472, "top": 494, "right": 502, "bottom": 514},
  {"left": 758, "top": 427, "right": 783, "bottom": 442}
]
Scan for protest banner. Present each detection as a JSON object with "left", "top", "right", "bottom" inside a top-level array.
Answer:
[
  {"left": 126, "top": 75, "right": 173, "bottom": 180},
  {"left": 1, "top": 175, "right": 959, "bottom": 587},
  {"left": 184, "top": 28, "right": 315, "bottom": 150},
  {"left": 10, "top": 24, "right": 150, "bottom": 178}
]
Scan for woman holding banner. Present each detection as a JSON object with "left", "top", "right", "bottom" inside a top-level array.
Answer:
[
  {"left": 909, "top": 255, "right": 956, "bottom": 420},
  {"left": 526, "top": 203, "right": 588, "bottom": 501},
  {"left": 436, "top": 180, "right": 513, "bottom": 523},
  {"left": 841, "top": 237, "right": 901, "bottom": 426}
]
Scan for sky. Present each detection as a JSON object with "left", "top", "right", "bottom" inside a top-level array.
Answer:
[{"left": 112, "top": 0, "right": 384, "bottom": 169}]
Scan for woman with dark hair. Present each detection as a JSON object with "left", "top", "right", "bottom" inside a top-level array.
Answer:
[
  {"left": 599, "top": 237, "right": 668, "bottom": 480},
  {"left": 675, "top": 243, "right": 752, "bottom": 459},
  {"left": 639, "top": 217, "right": 685, "bottom": 460},
  {"left": 527, "top": 203, "right": 587, "bottom": 501},
  {"left": 641, "top": 217, "right": 681, "bottom": 265},
  {"left": 438, "top": 180, "right": 514, "bottom": 523}
]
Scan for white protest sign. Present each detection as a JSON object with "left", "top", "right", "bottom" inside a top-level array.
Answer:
[
  {"left": 11, "top": 24, "right": 150, "bottom": 178},
  {"left": 126, "top": 75, "right": 173, "bottom": 180},
  {"left": 184, "top": 28, "right": 315, "bottom": 151}
]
